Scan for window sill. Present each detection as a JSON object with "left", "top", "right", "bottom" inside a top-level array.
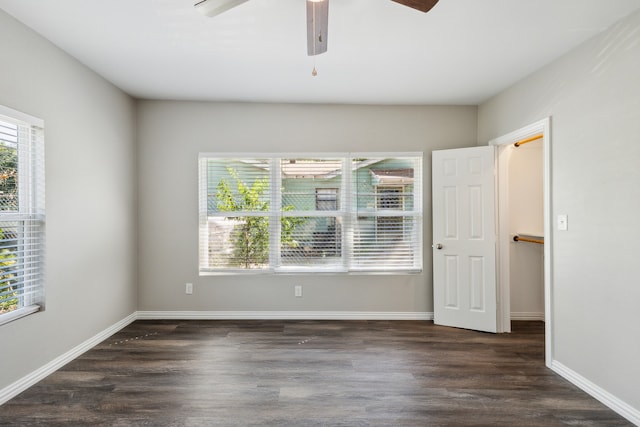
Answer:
[
  {"left": 0, "top": 305, "right": 41, "bottom": 327},
  {"left": 199, "top": 269, "right": 423, "bottom": 276}
]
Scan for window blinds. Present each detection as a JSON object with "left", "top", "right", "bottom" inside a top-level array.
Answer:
[
  {"left": 199, "top": 153, "right": 422, "bottom": 274},
  {"left": 0, "top": 107, "right": 45, "bottom": 325}
]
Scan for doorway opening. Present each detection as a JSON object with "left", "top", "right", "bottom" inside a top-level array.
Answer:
[{"left": 490, "top": 117, "right": 552, "bottom": 367}]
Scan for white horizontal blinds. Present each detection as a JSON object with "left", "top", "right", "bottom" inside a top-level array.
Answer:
[
  {"left": 0, "top": 121, "right": 18, "bottom": 211},
  {"left": 0, "top": 111, "right": 45, "bottom": 322},
  {"left": 350, "top": 155, "right": 422, "bottom": 271},
  {"left": 278, "top": 157, "right": 344, "bottom": 270},
  {"left": 198, "top": 153, "right": 422, "bottom": 274},
  {"left": 201, "top": 157, "right": 272, "bottom": 270}
]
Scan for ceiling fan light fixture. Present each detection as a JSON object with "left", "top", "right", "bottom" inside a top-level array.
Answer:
[{"left": 194, "top": 0, "right": 249, "bottom": 17}]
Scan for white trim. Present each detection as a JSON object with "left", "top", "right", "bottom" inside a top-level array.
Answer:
[
  {"left": 0, "top": 104, "right": 44, "bottom": 128},
  {"left": 510, "top": 312, "right": 545, "bottom": 321},
  {"left": 494, "top": 143, "right": 510, "bottom": 332},
  {"left": 0, "top": 312, "right": 136, "bottom": 406},
  {"left": 551, "top": 361, "right": 640, "bottom": 426},
  {"left": 489, "top": 117, "right": 552, "bottom": 367},
  {"left": 136, "top": 311, "right": 434, "bottom": 321}
]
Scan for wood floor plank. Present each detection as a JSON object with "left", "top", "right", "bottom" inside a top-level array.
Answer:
[{"left": 0, "top": 320, "right": 632, "bottom": 426}]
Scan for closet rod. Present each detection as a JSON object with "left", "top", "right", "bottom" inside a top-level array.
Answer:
[
  {"left": 514, "top": 133, "right": 543, "bottom": 147},
  {"left": 513, "top": 235, "right": 544, "bottom": 245}
]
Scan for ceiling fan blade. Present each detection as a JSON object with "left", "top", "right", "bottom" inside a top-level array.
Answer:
[
  {"left": 307, "top": 0, "right": 329, "bottom": 56},
  {"left": 391, "top": 0, "right": 439, "bottom": 13},
  {"left": 194, "top": 0, "right": 250, "bottom": 17}
]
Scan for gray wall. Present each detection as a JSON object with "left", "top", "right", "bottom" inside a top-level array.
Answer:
[
  {"left": 0, "top": 11, "right": 138, "bottom": 389},
  {"left": 479, "top": 9, "right": 640, "bottom": 412},
  {"left": 137, "top": 101, "right": 477, "bottom": 314}
]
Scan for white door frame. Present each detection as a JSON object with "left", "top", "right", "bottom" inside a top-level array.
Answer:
[{"left": 489, "top": 117, "right": 552, "bottom": 367}]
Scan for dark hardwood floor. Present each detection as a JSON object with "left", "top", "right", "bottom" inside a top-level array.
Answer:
[{"left": 0, "top": 320, "right": 631, "bottom": 426}]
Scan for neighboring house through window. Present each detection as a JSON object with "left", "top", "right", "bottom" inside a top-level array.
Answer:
[
  {"left": 371, "top": 168, "right": 413, "bottom": 242},
  {"left": 376, "top": 186, "right": 405, "bottom": 241},
  {"left": 315, "top": 188, "right": 339, "bottom": 256},
  {"left": 315, "top": 188, "right": 338, "bottom": 211}
]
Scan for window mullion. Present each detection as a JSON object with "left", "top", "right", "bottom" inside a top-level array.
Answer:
[
  {"left": 17, "top": 125, "right": 30, "bottom": 215},
  {"left": 343, "top": 156, "right": 352, "bottom": 271},
  {"left": 270, "top": 157, "right": 281, "bottom": 270},
  {"left": 198, "top": 156, "right": 209, "bottom": 271}
]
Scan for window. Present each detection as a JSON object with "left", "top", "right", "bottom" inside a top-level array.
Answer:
[
  {"left": 199, "top": 153, "right": 422, "bottom": 274},
  {"left": 0, "top": 106, "right": 45, "bottom": 326}
]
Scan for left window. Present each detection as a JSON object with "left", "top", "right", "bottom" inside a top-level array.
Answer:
[{"left": 0, "top": 105, "right": 45, "bottom": 326}]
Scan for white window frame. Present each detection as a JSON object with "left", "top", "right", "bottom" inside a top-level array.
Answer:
[
  {"left": 0, "top": 105, "right": 45, "bottom": 326},
  {"left": 198, "top": 152, "right": 422, "bottom": 275}
]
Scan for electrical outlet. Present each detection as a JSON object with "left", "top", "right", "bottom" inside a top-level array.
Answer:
[
  {"left": 294, "top": 285, "right": 302, "bottom": 297},
  {"left": 185, "top": 283, "right": 193, "bottom": 295}
]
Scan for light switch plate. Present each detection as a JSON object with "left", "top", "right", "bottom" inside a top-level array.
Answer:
[{"left": 557, "top": 214, "right": 568, "bottom": 231}]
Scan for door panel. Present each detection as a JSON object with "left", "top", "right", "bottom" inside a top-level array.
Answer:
[
  {"left": 444, "top": 187, "right": 458, "bottom": 238},
  {"left": 469, "top": 256, "right": 485, "bottom": 311},
  {"left": 444, "top": 255, "right": 459, "bottom": 308},
  {"left": 432, "top": 146, "right": 497, "bottom": 333}
]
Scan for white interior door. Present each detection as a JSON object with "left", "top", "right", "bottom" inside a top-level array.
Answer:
[{"left": 432, "top": 146, "right": 497, "bottom": 333}]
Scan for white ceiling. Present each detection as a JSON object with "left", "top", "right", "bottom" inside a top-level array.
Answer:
[{"left": 1, "top": 0, "right": 639, "bottom": 105}]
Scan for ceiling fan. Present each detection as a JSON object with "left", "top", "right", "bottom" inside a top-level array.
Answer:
[{"left": 194, "top": 0, "right": 440, "bottom": 57}]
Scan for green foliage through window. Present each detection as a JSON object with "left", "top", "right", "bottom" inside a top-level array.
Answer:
[
  {"left": 0, "top": 228, "right": 18, "bottom": 313},
  {"left": 216, "top": 167, "right": 305, "bottom": 268}
]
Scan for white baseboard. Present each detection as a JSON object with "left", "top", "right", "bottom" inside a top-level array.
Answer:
[
  {"left": 510, "top": 311, "right": 545, "bottom": 321},
  {"left": 0, "top": 312, "right": 137, "bottom": 406},
  {"left": 136, "top": 310, "right": 434, "bottom": 321},
  {"left": 551, "top": 360, "right": 640, "bottom": 426}
]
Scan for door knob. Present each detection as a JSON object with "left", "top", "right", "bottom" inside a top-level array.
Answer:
[{"left": 434, "top": 243, "right": 443, "bottom": 250}]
